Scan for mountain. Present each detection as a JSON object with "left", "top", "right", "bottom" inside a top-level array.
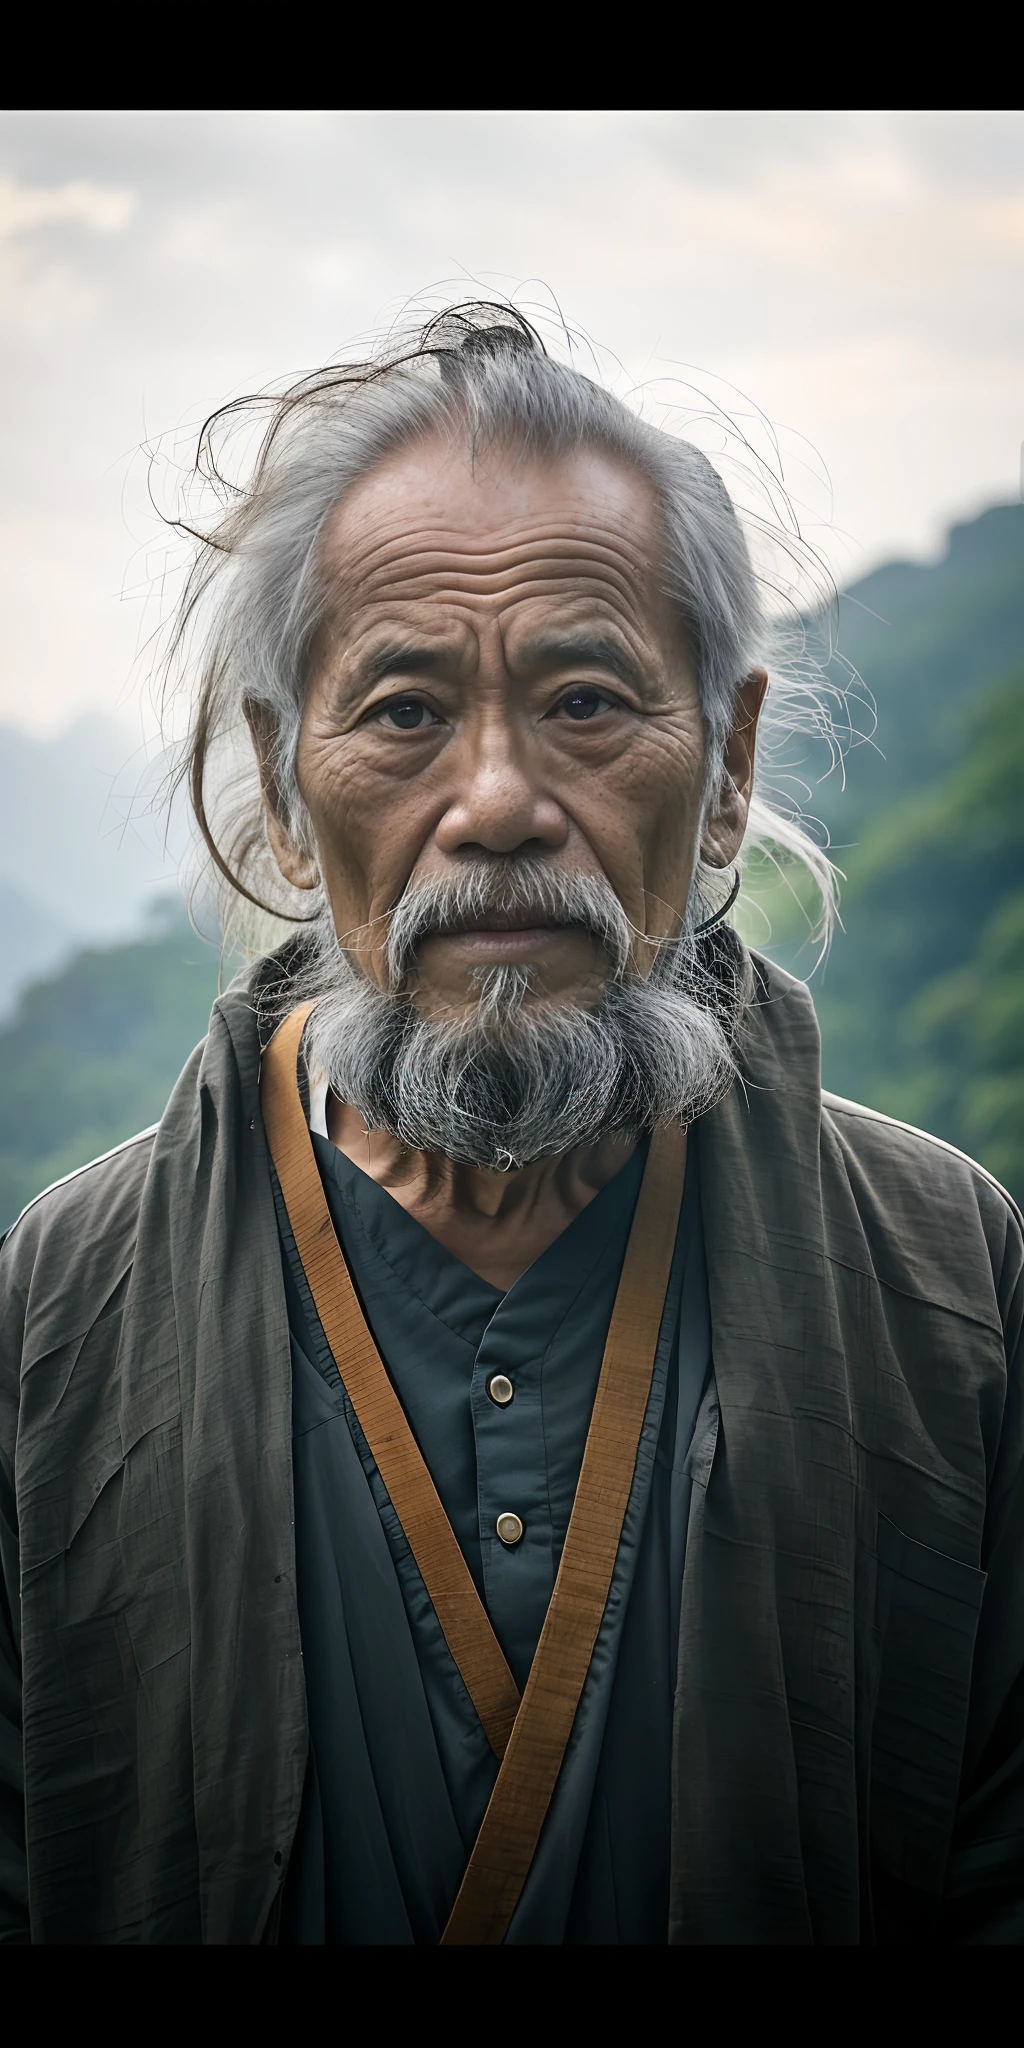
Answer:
[
  {"left": 0, "top": 715, "right": 187, "bottom": 1013},
  {"left": 812, "top": 502, "right": 1024, "bottom": 846},
  {"left": 813, "top": 661, "right": 1024, "bottom": 1191},
  {"left": 0, "top": 900, "right": 223, "bottom": 1230},
  {"left": 751, "top": 499, "right": 1024, "bottom": 1197},
  {"left": 0, "top": 880, "right": 74, "bottom": 1017}
]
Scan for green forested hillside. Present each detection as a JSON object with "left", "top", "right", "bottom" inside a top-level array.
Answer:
[
  {"left": 815, "top": 504, "right": 1024, "bottom": 842},
  {"left": 813, "top": 662, "right": 1024, "bottom": 1190},
  {"left": 801, "top": 503, "right": 1024, "bottom": 1196},
  {"left": 0, "top": 903, "right": 222, "bottom": 1229},
  {"left": 0, "top": 500, "right": 1021, "bottom": 1231}
]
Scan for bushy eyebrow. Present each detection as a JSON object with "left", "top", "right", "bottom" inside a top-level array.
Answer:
[
  {"left": 352, "top": 630, "right": 646, "bottom": 693},
  {"left": 360, "top": 641, "right": 448, "bottom": 686},
  {"left": 513, "top": 632, "right": 646, "bottom": 690}
]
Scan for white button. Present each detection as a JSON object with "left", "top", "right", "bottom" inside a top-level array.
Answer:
[
  {"left": 488, "top": 1374, "right": 514, "bottom": 1406},
  {"left": 496, "top": 1512, "right": 524, "bottom": 1546}
]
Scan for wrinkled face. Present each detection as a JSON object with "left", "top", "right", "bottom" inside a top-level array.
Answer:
[{"left": 261, "top": 434, "right": 762, "bottom": 1020}]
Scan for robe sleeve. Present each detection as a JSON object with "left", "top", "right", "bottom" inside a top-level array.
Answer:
[{"left": 942, "top": 1195, "right": 1024, "bottom": 1943}]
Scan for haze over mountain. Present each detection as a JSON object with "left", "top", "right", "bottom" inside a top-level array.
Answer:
[
  {"left": 816, "top": 501, "right": 1024, "bottom": 841},
  {"left": 0, "top": 715, "right": 186, "bottom": 1012}
]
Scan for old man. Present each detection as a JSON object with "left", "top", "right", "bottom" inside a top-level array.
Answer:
[{"left": 1, "top": 306, "right": 1022, "bottom": 1945}]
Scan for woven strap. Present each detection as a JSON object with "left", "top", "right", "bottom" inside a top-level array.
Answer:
[{"left": 261, "top": 1003, "right": 687, "bottom": 1942}]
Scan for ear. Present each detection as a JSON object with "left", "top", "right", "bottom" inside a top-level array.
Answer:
[
  {"left": 244, "top": 699, "right": 321, "bottom": 892},
  {"left": 701, "top": 667, "right": 768, "bottom": 868}
]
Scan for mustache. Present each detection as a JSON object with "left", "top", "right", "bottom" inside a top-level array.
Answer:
[
  {"left": 288, "top": 897, "right": 748, "bottom": 1172},
  {"left": 381, "top": 858, "right": 642, "bottom": 991}
]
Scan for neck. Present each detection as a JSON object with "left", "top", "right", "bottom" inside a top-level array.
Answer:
[{"left": 326, "top": 1094, "right": 638, "bottom": 1290}]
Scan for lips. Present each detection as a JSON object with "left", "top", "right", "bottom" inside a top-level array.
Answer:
[{"left": 427, "top": 912, "right": 566, "bottom": 936}]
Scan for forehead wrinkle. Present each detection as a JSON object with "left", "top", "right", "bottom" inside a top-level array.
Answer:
[
  {"left": 323, "top": 512, "right": 660, "bottom": 605},
  {"left": 325, "top": 494, "right": 658, "bottom": 556},
  {"left": 333, "top": 522, "right": 655, "bottom": 570},
  {"left": 328, "top": 571, "right": 666, "bottom": 688},
  {"left": 341, "top": 553, "right": 651, "bottom": 624}
]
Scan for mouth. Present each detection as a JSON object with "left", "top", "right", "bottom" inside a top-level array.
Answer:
[
  {"left": 413, "top": 915, "right": 599, "bottom": 968},
  {"left": 419, "top": 920, "right": 574, "bottom": 957},
  {"left": 429, "top": 910, "right": 567, "bottom": 937},
  {"left": 384, "top": 862, "right": 629, "bottom": 993}
]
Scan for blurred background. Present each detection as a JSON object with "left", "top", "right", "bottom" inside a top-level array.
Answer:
[{"left": 0, "top": 110, "right": 1022, "bottom": 1226}]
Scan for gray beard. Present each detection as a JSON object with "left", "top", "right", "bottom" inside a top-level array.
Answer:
[{"left": 280, "top": 859, "right": 748, "bottom": 1171}]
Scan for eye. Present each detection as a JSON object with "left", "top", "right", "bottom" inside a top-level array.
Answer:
[
  {"left": 373, "top": 698, "right": 443, "bottom": 732},
  {"left": 554, "top": 686, "right": 618, "bottom": 722}
]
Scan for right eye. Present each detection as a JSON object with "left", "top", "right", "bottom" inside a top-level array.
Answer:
[{"left": 373, "top": 699, "right": 443, "bottom": 731}]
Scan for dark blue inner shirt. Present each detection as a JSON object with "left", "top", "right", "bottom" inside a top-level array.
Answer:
[{"left": 277, "top": 1128, "right": 711, "bottom": 1944}]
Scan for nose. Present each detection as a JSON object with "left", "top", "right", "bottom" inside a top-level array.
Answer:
[{"left": 433, "top": 719, "right": 569, "bottom": 858}]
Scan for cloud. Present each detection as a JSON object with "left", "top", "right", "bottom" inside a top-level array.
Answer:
[
  {"left": 0, "top": 111, "right": 1020, "bottom": 735},
  {"left": 0, "top": 174, "right": 136, "bottom": 240}
]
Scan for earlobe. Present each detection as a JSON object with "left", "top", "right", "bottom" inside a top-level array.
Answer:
[
  {"left": 700, "top": 782, "right": 746, "bottom": 871},
  {"left": 264, "top": 805, "right": 321, "bottom": 892}
]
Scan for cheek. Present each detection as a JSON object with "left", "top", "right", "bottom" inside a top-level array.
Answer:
[
  {"left": 563, "top": 716, "right": 705, "bottom": 913},
  {"left": 296, "top": 727, "right": 434, "bottom": 919}
]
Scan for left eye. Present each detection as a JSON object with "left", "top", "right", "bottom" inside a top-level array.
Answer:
[
  {"left": 556, "top": 687, "right": 615, "bottom": 721},
  {"left": 375, "top": 700, "right": 441, "bottom": 731}
]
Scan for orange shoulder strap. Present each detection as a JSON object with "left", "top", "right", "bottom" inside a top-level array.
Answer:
[
  {"left": 440, "top": 1099, "right": 686, "bottom": 1942},
  {"left": 260, "top": 1003, "right": 687, "bottom": 1943},
  {"left": 261, "top": 1002, "right": 521, "bottom": 1760}
]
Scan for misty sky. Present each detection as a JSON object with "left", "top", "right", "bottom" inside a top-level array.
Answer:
[{"left": 1, "top": 110, "right": 1022, "bottom": 736}]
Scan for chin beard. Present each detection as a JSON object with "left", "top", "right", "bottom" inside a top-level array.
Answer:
[{"left": 274, "top": 861, "right": 750, "bottom": 1170}]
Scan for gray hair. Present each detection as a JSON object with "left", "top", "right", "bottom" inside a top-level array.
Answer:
[{"left": 162, "top": 300, "right": 840, "bottom": 949}]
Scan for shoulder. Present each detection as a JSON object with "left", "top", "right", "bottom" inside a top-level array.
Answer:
[
  {"left": 822, "top": 1091, "right": 1021, "bottom": 1238},
  {"left": 3, "top": 1123, "right": 157, "bottom": 1261},
  {"left": 822, "top": 1092, "right": 1021, "bottom": 1230},
  {"left": 1, "top": 1127, "right": 157, "bottom": 1372},
  {"left": 741, "top": 951, "right": 1022, "bottom": 1326},
  {"left": 0, "top": 969, "right": 270, "bottom": 1358},
  {"left": 821, "top": 1091, "right": 1022, "bottom": 1333}
]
